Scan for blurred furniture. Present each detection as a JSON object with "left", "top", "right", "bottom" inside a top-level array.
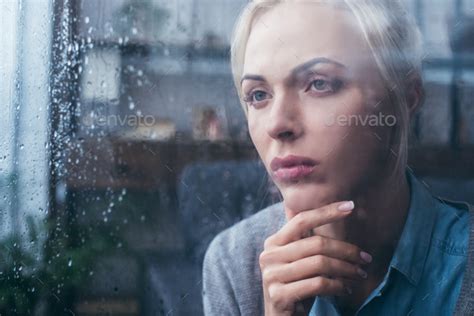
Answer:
[
  {"left": 142, "top": 160, "right": 276, "bottom": 316},
  {"left": 177, "top": 160, "right": 276, "bottom": 265}
]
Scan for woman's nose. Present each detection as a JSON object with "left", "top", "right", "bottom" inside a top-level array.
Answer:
[{"left": 266, "top": 94, "right": 303, "bottom": 141}]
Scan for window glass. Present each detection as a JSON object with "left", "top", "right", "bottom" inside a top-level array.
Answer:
[{"left": 1, "top": 1, "right": 474, "bottom": 315}]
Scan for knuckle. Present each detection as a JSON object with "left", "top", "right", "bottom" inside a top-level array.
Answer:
[
  {"left": 348, "top": 245, "right": 360, "bottom": 260},
  {"left": 313, "top": 255, "right": 325, "bottom": 267},
  {"left": 259, "top": 249, "right": 276, "bottom": 268},
  {"left": 263, "top": 235, "right": 274, "bottom": 249},
  {"left": 312, "top": 277, "right": 327, "bottom": 291},
  {"left": 268, "top": 284, "right": 286, "bottom": 307},
  {"left": 321, "top": 204, "right": 333, "bottom": 215},
  {"left": 262, "top": 267, "right": 278, "bottom": 283},
  {"left": 259, "top": 251, "right": 269, "bottom": 268},
  {"left": 313, "top": 235, "right": 325, "bottom": 251},
  {"left": 330, "top": 201, "right": 342, "bottom": 211},
  {"left": 334, "top": 279, "right": 345, "bottom": 291},
  {"left": 293, "top": 212, "right": 307, "bottom": 230}
]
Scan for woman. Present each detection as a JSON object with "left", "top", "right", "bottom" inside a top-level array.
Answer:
[{"left": 202, "top": 0, "right": 473, "bottom": 315}]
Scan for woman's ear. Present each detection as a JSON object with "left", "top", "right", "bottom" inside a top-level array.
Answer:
[{"left": 406, "top": 72, "right": 425, "bottom": 118}]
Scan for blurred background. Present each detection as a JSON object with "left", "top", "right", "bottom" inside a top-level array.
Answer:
[{"left": 0, "top": 0, "right": 473, "bottom": 315}]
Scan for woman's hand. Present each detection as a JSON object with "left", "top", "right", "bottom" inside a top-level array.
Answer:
[{"left": 260, "top": 201, "right": 372, "bottom": 316}]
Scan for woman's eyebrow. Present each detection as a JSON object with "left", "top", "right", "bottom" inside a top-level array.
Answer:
[
  {"left": 286, "top": 57, "right": 346, "bottom": 85},
  {"left": 240, "top": 57, "right": 346, "bottom": 86},
  {"left": 240, "top": 74, "right": 266, "bottom": 86}
]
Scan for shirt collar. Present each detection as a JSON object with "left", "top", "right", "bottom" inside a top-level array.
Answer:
[{"left": 389, "top": 170, "right": 438, "bottom": 285}]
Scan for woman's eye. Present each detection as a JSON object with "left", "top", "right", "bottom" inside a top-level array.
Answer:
[
  {"left": 309, "top": 79, "right": 332, "bottom": 92},
  {"left": 243, "top": 90, "right": 270, "bottom": 107},
  {"left": 253, "top": 91, "right": 267, "bottom": 101}
]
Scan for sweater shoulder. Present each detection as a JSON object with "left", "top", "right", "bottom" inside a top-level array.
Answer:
[{"left": 208, "top": 202, "right": 285, "bottom": 259}]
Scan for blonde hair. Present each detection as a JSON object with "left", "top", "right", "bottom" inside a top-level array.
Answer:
[{"left": 230, "top": 0, "right": 424, "bottom": 176}]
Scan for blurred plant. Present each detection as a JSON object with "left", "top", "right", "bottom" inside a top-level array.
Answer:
[
  {"left": 0, "top": 214, "right": 125, "bottom": 315},
  {"left": 0, "top": 217, "right": 39, "bottom": 315}
]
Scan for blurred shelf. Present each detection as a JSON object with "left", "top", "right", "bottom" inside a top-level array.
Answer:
[
  {"left": 65, "top": 138, "right": 257, "bottom": 190},
  {"left": 64, "top": 137, "right": 474, "bottom": 190}
]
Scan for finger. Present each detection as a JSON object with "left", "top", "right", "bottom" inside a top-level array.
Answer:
[
  {"left": 279, "top": 234, "right": 373, "bottom": 265},
  {"left": 262, "top": 255, "right": 367, "bottom": 285},
  {"left": 271, "top": 200, "right": 355, "bottom": 246},
  {"left": 283, "top": 276, "right": 350, "bottom": 303}
]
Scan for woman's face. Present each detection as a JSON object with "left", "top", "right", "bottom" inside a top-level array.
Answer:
[{"left": 242, "top": 3, "right": 396, "bottom": 213}]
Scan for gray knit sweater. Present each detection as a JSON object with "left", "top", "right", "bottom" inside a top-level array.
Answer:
[
  {"left": 202, "top": 202, "right": 286, "bottom": 315},
  {"left": 202, "top": 202, "right": 474, "bottom": 316}
]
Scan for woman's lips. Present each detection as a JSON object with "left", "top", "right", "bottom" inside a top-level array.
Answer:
[
  {"left": 270, "top": 155, "right": 318, "bottom": 182},
  {"left": 273, "top": 164, "right": 316, "bottom": 181}
]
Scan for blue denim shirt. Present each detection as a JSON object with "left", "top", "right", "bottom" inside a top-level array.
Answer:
[{"left": 309, "top": 172, "right": 469, "bottom": 316}]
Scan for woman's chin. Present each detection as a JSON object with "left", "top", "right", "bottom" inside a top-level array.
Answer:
[
  {"left": 282, "top": 189, "right": 322, "bottom": 213},
  {"left": 280, "top": 185, "right": 334, "bottom": 215}
]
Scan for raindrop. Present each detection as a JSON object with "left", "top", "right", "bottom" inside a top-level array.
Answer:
[
  {"left": 68, "top": 259, "right": 72, "bottom": 267},
  {"left": 129, "top": 102, "right": 135, "bottom": 110},
  {"left": 84, "top": 16, "right": 90, "bottom": 24}
]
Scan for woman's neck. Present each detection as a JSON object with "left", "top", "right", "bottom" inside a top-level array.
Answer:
[
  {"left": 315, "top": 170, "right": 410, "bottom": 266},
  {"left": 314, "top": 169, "right": 411, "bottom": 312}
]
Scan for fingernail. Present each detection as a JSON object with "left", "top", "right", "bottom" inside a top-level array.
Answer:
[
  {"left": 360, "top": 251, "right": 373, "bottom": 263},
  {"left": 357, "top": 268, "right": 368, "bottom": 279},
  {"left": 338, "top": 201, "right": 354, "bottom": 212}
]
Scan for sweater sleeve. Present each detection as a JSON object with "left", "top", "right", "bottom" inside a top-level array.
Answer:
[{"left": 202, "top": 234, "right": 241, "bottom": 316}]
